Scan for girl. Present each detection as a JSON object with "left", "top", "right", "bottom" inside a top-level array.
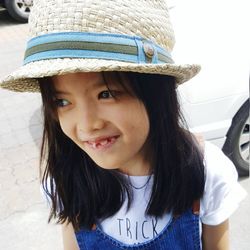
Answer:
[{"left": 0, "top": 0, "right": 246, "bottom": 249}]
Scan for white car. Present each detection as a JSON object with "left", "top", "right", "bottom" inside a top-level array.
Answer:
[{"left": 170, "top": 0, "right": 249, "bottom": 176}]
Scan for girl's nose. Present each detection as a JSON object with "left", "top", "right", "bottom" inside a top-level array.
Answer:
[{"left": 75, "top": 104, "right": 105, "bottom": 136}]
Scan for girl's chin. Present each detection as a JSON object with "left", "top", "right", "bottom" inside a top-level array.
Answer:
[
  {"left": 79, "top": 147, "right": 125, "bottom": 170},
  {"left": 85, "top": 152, "right": 123, "bottom": 169},
  {"left": 94, "top": 161, "right": 120, "bottom": 170}
]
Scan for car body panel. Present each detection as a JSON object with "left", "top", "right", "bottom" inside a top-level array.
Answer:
[
  {"left": 169, "top": 0, "right": 249, "bottom": 149},
  {"left": 179, "top": 91, "right": 248, "bottom": 147}
]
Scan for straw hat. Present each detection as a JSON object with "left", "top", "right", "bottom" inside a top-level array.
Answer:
[{"left": 0, "top": 0, "right": 201, "bottom": 92}]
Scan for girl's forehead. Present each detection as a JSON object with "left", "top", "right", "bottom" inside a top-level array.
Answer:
[
  {"left": 52, "top": 72, "right": 106, "bottom": 93},
  {"left": 52, "top": 72, "right": 103, "bottom": 85}
]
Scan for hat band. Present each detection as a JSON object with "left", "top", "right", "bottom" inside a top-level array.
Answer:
[{"left": 24, "top": 32, "right": 174, "bottom": 65}]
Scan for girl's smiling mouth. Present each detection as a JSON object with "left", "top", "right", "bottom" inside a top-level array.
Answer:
[{"left": 86, "top": 135, "right": 120, "bottom": 150}]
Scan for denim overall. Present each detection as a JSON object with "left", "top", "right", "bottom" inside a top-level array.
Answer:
[{"left": 75, "top": 202, "right": 201, "bottom": 250}]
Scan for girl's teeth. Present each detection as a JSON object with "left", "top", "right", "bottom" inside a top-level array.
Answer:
[
  {"left": 100, "top": 139, "right": 108, "bottom": 146},
  {"left": 89, "top": 137, "right": 116, "bottom": 148}
]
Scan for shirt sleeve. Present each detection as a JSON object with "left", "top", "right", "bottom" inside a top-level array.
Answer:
[{"left": 200, "top": 141, "right": 248, "bottom": 225}]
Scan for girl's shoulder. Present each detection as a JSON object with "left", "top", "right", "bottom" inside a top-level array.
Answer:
[
  {"left": 203, "top": 140, "right": 237, "bottom": 177},
  {"left": 194, "top": 134, "right": 236, "bottom": 180},
  {"left": 200, "top": 141, "right": 247, "bottom": 226}
]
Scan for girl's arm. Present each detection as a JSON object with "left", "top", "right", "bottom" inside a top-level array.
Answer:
[
  {"left": 202, "top": 220, "right": 229, "bottom": 250},
  {"left": 62, "top": 221, "right": 80, "bottom": 250}
]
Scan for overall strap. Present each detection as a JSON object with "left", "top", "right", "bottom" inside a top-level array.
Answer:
[
  {"left": 173, "top": 199, "right": 200, "bottom": 219},
  {"left": 192, "top": 200, "right": 200, "bottom": 215}
]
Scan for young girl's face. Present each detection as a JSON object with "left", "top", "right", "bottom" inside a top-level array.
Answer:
[{"left": 52, "top": 72, "right": 151, "bottom": 176}]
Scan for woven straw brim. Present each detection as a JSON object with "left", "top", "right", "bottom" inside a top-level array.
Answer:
[{"left": 0, "top": 58, "right": 200, "bottom": 92}]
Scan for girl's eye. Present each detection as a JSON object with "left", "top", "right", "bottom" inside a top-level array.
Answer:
[
  {"left": 98, "top": 90, "right": 116, "bottom": 99},
  {"left": 54, "top": 98, "right": 71, "bottom": 108}
]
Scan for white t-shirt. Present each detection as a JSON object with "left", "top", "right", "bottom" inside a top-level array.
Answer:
[
  {"left": 41, "top": 141, "right": 247, "bottom": 245},
  {"left": 97, "top": 141, "right": 247, "bottom": 245}
]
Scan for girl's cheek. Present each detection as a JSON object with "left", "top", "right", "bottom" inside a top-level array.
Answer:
[{"left": 58, "top": 117, "right": 73, "bottom": 138}]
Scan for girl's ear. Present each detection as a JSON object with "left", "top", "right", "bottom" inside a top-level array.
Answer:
[{"left": 193, "top": 133, "right": 205, "bottom": 154}]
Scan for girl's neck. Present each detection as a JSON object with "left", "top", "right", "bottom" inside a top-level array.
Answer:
[
  {"left": 117, "top": 154, "right": 153, "bottom": 176},
  {"left": 117, "top": 139, "right": 154, "bottom": 176},
  {"left": 117, "top": 169, "right": 152, "bottom": 176}
]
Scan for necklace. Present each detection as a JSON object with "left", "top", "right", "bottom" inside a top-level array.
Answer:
[{"left": 128, "top": 175, "right": 152, "bottom": 190}]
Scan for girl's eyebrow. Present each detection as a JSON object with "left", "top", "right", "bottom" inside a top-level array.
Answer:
[{"left": 54, "top": 90, "right": 71, "bottom": 95}]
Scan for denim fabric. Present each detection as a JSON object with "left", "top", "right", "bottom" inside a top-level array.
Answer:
[{"left": 75, "top": 208, "right": 201, "bottom": 250}]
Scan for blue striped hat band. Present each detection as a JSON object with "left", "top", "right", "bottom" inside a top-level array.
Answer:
[{"left": 24, "top": 32, "right": 174, "bottom": 65}]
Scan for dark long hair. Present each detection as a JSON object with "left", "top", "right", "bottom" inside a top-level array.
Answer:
[{"left": 39, "top": 72, "right": 205, "bottom": 231}]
